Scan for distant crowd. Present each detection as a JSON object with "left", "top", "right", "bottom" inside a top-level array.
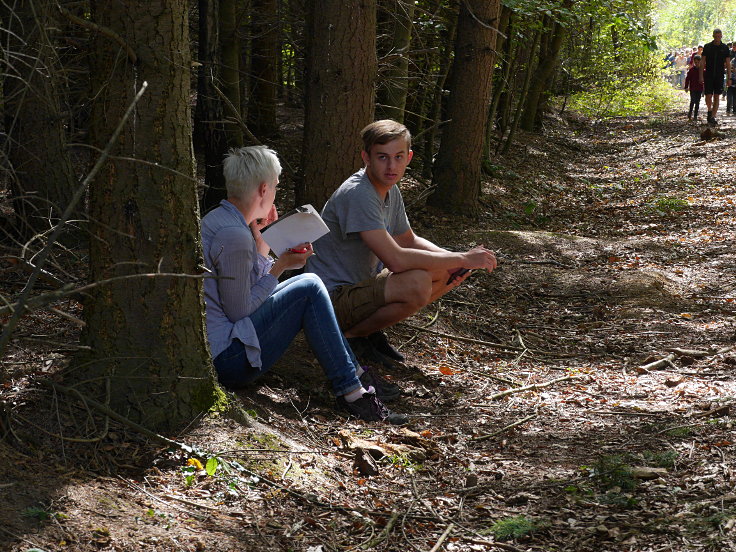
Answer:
[{"left": 666, "top": 29, "right": 736, "bottom": 125}]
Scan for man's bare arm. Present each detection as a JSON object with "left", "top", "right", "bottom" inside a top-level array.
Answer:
[
  {"left": 360, "top": 228, "right": 496, "bottom": 274},
  {"left": 393, "top": 228, "right": 445, "bottom": 253}
]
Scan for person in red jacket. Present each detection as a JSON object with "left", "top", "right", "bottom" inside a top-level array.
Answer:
[{"left": 685, "top": 55, "right": 704, "bottom": 121}]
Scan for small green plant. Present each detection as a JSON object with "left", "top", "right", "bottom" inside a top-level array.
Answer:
[
  {"left": 643, "top": 450, "right": 678, "bottom": 468},
  {"left": 652, "top": 196, "right": 688, "bottom": 213},
  {"left": 597, "top": 491, "right": 639, "bottom": 509},
  {"left": 21, "top": 505, "right": 66, "bottom": 522},
  {"left": 590, "top": 454, "right": 637, "bottom": 491},
  {"left": 384, "top": 453, "right": 422, "bottom": 471},
  {"left": 665, "top": 426, "right": 694, "bottom": 438},
  {"left": 488, "top": 515, "right": 538, "bottom": 541},
  {"left": 22, "top": 506, "right": 55, "bottom": 521}
]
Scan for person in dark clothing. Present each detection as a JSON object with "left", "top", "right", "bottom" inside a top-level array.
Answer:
[
  {"left": 685, "top": 55, "right": 704, "bottom": 120},
  {"left": 701, "top": 29, "right": 732, "bottom": 125},
  {"left": 728, "top": 56, "right": 736, "bottom": 114}
]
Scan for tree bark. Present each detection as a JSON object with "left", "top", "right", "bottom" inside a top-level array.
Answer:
[
  {"left": 376, "top": 0, "right": 415, "bottom": 123},
  {"left": 520, "top": 16, "right": 568, "bottom": 131},
  {"left": 219, "top": 0, "right": 244, "bottom": 147},
  {"left": 81, "top": 0, "right": 220, "bottom": 432},
  {"left": 298, "top": 0, "right": 376, "bottom": 209},
  {"left": 195, "top": 0, "right": 229, "bottom": 210},
  {"left": 427, "top": 0, "right": 500, "bottom": 215},
  {"left": 1, "top": 0, "right": 76, "bottom": 238},
  {"left": 249, "top": 0, "right": 279, "bottom": 137}
]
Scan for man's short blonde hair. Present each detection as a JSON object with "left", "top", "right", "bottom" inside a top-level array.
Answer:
[{"left": 360, "top": 120, "right": 412, "bottom": 153}]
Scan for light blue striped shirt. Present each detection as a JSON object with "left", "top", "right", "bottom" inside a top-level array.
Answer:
[{"left": 201, "top": 200, "right": 278, "bottom": 366}]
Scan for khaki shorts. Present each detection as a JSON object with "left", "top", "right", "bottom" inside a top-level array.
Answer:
[{"left": 330, "top": 269, "right": 390, "bottom": 331}]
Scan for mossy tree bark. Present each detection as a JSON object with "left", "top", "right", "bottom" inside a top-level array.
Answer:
[
  {"left": 1, "top": 0, "right": 76, "bottom": 239},
  {"left": 427, "top": 0, "right": 501, "bottom": 216},
  {"left": 297, "top": 0, "right": 376, "bottom": 210},
  {"left": 80, "top": 0, "right": 220, "bottom": 432}
]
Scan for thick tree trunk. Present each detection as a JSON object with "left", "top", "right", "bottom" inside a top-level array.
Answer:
[
  {"left": 196, "top": 0, "right": 229, "bottom": 210},
  {"left": 219, "top": 0, "right": 244, "bottom": 146},
  {"left": 520, "top": 17, "right": 567, "bottom": 131},
  {"left": 81, "top": 0, "right": 219, "bottom": 432},
  {"left": 376, "top": 0, "right": 415, "bottom": 123},
  {"left": 427, "top": 0, "right": 500, "bottom": 215},
  {"left": 249, "top": 0, "right": 279, "bottom": 137},
  {"left": 298, "top": 0, "right": 376, "bottom": 209},
  {"left": 1, "top": 0, "right": 76, "bottom": 238}
]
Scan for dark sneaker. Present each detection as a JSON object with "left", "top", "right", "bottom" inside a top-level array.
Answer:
[
  {"left": 337, "top": 391, "right": 408, "bottom": 425},
  {"left": 348, "top": 335, "right": 394, "bottom": 367},
  {"left": 359, "top": 365, "right": 401, "bottom": 402},
  {"left": 367, "top": 331, "right": 405, "bottom": 362}
]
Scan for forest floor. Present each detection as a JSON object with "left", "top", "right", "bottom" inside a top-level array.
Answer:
[{"left": 1, "top": 93, "right": 736, "bottom": 552}]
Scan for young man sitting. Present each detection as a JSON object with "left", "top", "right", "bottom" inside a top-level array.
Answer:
[{"left": 307, "top": 120, "right": 497, "bottom": 384}]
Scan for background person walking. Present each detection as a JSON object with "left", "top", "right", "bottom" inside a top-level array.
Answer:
[{"left": 701, "top": 28, "right": 732, "bottom": 125}]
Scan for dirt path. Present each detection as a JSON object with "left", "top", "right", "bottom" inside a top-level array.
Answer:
[{"left": 2, "top": 106, "right": 735, "bottom": 552}]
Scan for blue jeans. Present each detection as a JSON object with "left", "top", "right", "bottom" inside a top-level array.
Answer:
[{"left": 213, "top": 273, "right": 362, "bottom": 396}]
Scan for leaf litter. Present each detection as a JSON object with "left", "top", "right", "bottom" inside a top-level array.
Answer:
[{"left": 1, "top": 105, "right": 736, "bottom": 551}]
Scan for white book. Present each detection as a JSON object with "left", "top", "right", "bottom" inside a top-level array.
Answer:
[{"left": 260, "top": 204, "right": 329, "bottom": 256}]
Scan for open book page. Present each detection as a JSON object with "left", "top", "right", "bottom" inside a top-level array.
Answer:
[{"left": 260, "top": 204, "right": 329, "bottom": 256}]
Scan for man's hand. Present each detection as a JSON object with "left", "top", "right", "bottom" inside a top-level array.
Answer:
[{"left": 461, "top": 245, "right": 497, "bottom": 272}]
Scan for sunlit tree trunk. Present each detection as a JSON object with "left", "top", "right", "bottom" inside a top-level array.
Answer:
[
  {"left": 428, "top": 0, "right": 500, "bottom": 215},
  {"left": 298, "top": 0, "right": 376, "bottom": 209}
]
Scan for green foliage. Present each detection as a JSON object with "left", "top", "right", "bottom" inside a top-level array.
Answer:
[
  {"left": 384, "top": 453, "right": 423, "bottom": 471},
  {"left": 589, "top": 454, "right": 638, "bottom": 491},
  {"left": 487, "top": 515, "right": 538, "bottom": 541},
  {"left": 651, "top": 196, "right": 689, "bottom": 213},
  {"left": 22, "top": 506, "right": 54, "bottom": 521},
  {"left": 656, "top": 0, "right": 736, "bottom": 50},
  {"left": 665, "top": 426, "right": 695, "bottom": 437},
  {"left": 568, "top": 74, "right": 677, "bottom": 117},
  {"left": 643, "top": 449, "right": 678, "bottom": 468}
]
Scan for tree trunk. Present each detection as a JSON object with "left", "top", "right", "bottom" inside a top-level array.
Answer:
[
  {"left": 421, "top": 5, "right": 458, "bottom": 178},
  {"left": 298, "top": 0, "right": 376, "bottom": 210},
  {"left": 520, "top": 17, "right": 567, "bottom": 131},
  {"left": 195, "top": 0, "right": 229, "bottom": 210},
  {"left": 427, "top": 0, "right": 500, "bottom": 215},
  {"left": 502, "top": 24, "right": 542, "bottom": 154},
  {"left": 220, "top": 0, "right": 244, "bottom": 146},
  {"left": 81, "top": 0, "right": 220, "bottom": 432},
  {"left": 249, "top": 0, "right": 279, "bottom": 138},
  {"left": 483, "top": 5, "right": 511, "bottom": 162},
  {"left": 1, "top": 0, "right": 76, "bottom": 238},
  {"left": 375, "top": 0, "right": 415, "bottom": 122}
]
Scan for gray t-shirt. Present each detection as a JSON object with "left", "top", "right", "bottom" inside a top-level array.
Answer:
[{"left": 307, "top": 168, "right": 410, "bottom": 291}]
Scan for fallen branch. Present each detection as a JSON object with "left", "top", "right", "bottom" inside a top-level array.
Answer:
[
  {"left": 0, "top": 82, "right": 149, "bottom": 362},
  {"left": 429, "top": 523, "right": 455, "bottom": 552},
  {"left": 360, "top": 510, "right": 400, "bottom": 549},
  {"left": 399, "top": 323, "right": 575, "bottom": 358},
  {"left": 639, "top": 353, "right": 676, "bottom": 371},
  {"left": 484, "top": 375, "right": 581, "bottom": 402},
  {"left": 471, "top": 413, "right": 538, "bottom": 442}
]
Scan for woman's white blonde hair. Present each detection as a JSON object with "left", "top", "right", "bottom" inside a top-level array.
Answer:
[{"left": 223, "top": 145, "right": 282, "bottom": 199}]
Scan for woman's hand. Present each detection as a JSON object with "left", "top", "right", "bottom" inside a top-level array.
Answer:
[
  {"left": 250, "top": 205, "right": 278, "bottom": 256},
  {"left": 269, "top": 242, "right": 314, "bottom": 278}
]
